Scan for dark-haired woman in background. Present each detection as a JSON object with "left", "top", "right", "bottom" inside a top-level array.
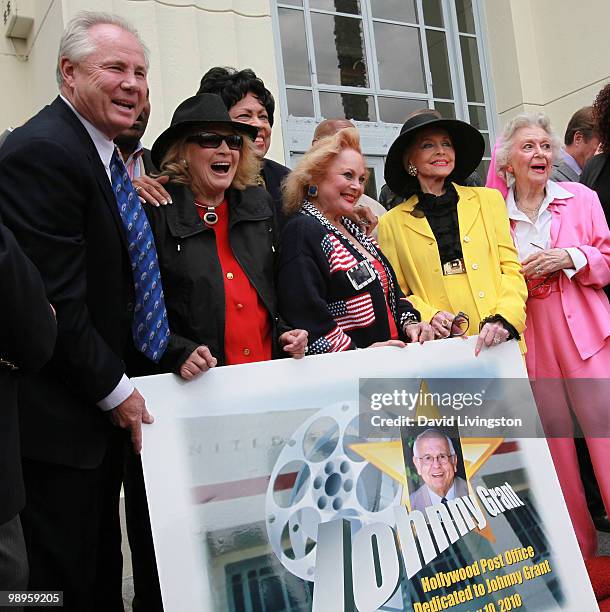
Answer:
[{"left": 197, "top": 67, "right": 290, "bottom": 226}]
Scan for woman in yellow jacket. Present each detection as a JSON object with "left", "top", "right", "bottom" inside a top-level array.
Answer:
[{"left": 377, "top": 113, "right": 527, "bottom": 355}]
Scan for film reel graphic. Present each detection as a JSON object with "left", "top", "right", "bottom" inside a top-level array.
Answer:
[{"left": 265, "top": 401, "right": 402, "bottom": 581}]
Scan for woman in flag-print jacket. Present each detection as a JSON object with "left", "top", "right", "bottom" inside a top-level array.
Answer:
[{"left": 278, "top": 128, "right": 434, "bottom": 355}]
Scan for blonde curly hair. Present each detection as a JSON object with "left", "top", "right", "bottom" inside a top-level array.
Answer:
[
  {"left": 157, "top": 128, "right": 260, "bottom": 193},
  {"left": 282, "top": 127, "right": 367, "bottom": 215}
]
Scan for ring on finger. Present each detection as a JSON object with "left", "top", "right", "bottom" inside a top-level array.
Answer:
[
  {"left": 535, "top": 266, "right": 541, "bottom": 273},
  {"left": 441, "top": 319, "right": 449, "bottom": 328},
  {"left": 493, "top": 337, "right": 501, "bottom": 345},
  {"left": 134, "top": 185, "right": 142, "bottom": 193}
]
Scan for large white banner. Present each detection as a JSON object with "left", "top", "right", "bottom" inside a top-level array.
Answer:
[{"left": 137, "top": 337, "right": 597, "bottom": 612}]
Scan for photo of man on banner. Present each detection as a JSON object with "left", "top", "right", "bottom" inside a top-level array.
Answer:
[{"left": 404, "top": 427, "right": 468, "bottom": 513}]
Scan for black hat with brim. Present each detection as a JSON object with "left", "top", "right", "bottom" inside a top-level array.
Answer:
[
  {"left": 384, "top": 113, "right": 485, "bottom": 196},
  {"left": 151, "top": 93, "right": 258, "bottom": 169}
]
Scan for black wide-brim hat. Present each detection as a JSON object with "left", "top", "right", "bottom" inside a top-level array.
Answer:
[
  {"left": 384, "top": 113, "right": 485, "bottom": 196},
  {"left": 151, "top": 93, "right": 258, "bottom": 168}
]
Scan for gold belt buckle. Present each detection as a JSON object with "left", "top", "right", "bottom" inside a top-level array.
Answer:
[{"left": 442, "top": 258, "right": 465, "bottom": 275}]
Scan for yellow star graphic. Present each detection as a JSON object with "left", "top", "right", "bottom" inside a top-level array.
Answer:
[{"left": 350, "top": 380, "right": 503, "bottom": 540}]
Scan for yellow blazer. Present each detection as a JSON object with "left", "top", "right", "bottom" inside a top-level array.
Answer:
[{"left": 377, "top": 184, "right": 527, "bottom": 339}]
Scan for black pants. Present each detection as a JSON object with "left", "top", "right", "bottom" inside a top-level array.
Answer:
[
  {"left": 0, "top": 514, "right": 27, "bottom": 612},
  {"left": 123, "top": 445, "right": 164, "bottom": 612},
  {"left": 21, "top": 430, "right": 125, "bottom": 612}
]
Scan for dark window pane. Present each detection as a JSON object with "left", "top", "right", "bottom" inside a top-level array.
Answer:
[
  {"left": 378, "top": 97, "right": 427, "bottom": 123},
  {"left": 285, "top": 572, "right": 312, "bottom": 607},
  {"left": 433, "top": 101, "right": 455, "bottom": 119},
  {"left": 312, "top": 13, "right": 369, "bottom": 87},
  {"left": 279, "top": 9, "right": 310, "bottom": 86},
  {"left": 231, "top": 574, "right": 246, "bottom": 612},
  {"left": 370, "top": 0, "right": 417, "bottom": 23},
  {"left": 261, "top": 576, "right": 286, "bottom": 611},
  {"left": 248, "top": 574, "right": 263, "bottom": 612},
  {"left": 426, "top": 29, "right": 452, "bottom": 99},
  {"left": 423, "top": 0, "right": 443, "bottom": 27},
  {"left": 468, "top": 105, "right": 487, "bottom": 130},
  {"left": 456, "top": 0, "right": 476, "bottom": 33},
  {"left": 287, "top": 89, "right": 314, "bottom": 117},
  {"left": 374, "top": 23, "right": 425, "bottom": 92},
  {"left": 482, "top": 132, "right": 491, "bottom": 158},
  {"left": 310, "top": 0, "right": 361, "bottom": 15},
  {"left": 460, "top": 36, "right": 484, "bottom": 102},
  {"left": 319, "top": 91, "right": 376, "bottom": 121},
  {"left": 475, "top": 159, "right": 490, "bottom": 182}
]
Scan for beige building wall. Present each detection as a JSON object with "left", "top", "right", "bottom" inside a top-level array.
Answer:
[
  {"left": 483, "top": 0, "right": 610, "bottom": 141},
  {"left": 0, "top": 0, "right": 287, "bottom": 163},
  {"left": 2, "top": 0, "right": 609, "bottom": 155}
]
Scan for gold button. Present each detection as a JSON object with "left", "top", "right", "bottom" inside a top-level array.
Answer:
[
  {"left": 472, "top": 263, "right": 479, "bottom": 270},
  {"left": 479, "top": 291, "right": 485, "bottom": 298},
  {"left": 464, "top": 236, "right": 471, "bottom": 243},
  {"left": 243, "top": 348, "right": 250, "bottom": 356},
  {"left": 236, "top": 303, "right": 244, "bottom": 310},
  {"left": 226, "top": 272, "right": 234, "bottom": 280}
]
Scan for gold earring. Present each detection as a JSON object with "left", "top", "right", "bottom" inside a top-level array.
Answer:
[
  {"left": 181, "top": 158, "right": 189, "bottom": 168},
  {"left": 407, "top": 163, "right": 418, "bottom": 177}
]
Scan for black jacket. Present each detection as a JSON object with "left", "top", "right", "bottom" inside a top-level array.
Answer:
[
  {"left": 0, "top": 97, "right": 146, "bottom": 468},
  {"left": 278, "top": 207, "right": 420, "bottom": 354},
  {"left": 144, "top": 183, "right": 290, "bottom": 369},
  {"left": 262, "top": 157, "right": 290, "bottom": 228},
  {"left": 0, "top": 218, "right": 56, "bottom": 523}
]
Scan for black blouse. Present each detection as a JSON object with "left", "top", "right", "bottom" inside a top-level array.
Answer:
[{"left": 413, "top": 182, "right": 462, "bottom": 264}]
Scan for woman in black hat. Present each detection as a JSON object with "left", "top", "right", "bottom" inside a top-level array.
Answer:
[
  {"left": 146, "top": 93, "right": 307, "bottom": 378},
  {"left": 377, "top": 113, "right": 527, "bottom": 355}
]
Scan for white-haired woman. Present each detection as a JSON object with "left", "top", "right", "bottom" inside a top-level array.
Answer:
[{"left": 492, "top": 113, "right": 610, "bottom": 559}]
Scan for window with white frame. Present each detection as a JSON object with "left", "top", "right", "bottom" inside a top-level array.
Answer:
[{"left": 272, "top": 0, "right": 495, "bottom": 185}]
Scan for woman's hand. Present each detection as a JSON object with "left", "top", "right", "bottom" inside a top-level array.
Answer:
[
  {"left": 346, "top": 204, "right": 378, "bottom": 236},
  {"left": 430, "top": 311, "right": 456, "bottom": 338},
  {"left": 179, "top": 345, "right": 217, "bottom": 380},
  {"left": 368, "top": 340, "right": 406, "bottom": 348},
  {"left": 403, "top": 321, "right": 435, "bottom": 344},
  {"left": 521, "top": 248, "right": 574, "bottom": 278},
  {"left": 133, "top": 175, "right": 172, "bottom": 207},
  {"left": 474, "top": 322, "right": 509, "bottom": 356},
  {"left": 280, "top": 329, "right": 308, "bottom": 359}
]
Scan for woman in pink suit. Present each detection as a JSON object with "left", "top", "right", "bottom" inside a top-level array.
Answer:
[{"left": 492, "top": 113, "right": 610, "bottom": 558}]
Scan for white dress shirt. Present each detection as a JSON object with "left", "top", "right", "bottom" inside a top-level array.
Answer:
[
  {"left": 60, "top": 96, "right": 135, "bottom": 411},
  {"left": 506, "top": 180, "right": 587, "bottom": 279},
  {"left": 427, "top": 481, "right": 457, "bottom": 505}
]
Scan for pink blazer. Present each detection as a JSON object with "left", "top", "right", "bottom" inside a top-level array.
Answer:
[{"left": 547, "top": 182, "right": 610, "bottom": 359}]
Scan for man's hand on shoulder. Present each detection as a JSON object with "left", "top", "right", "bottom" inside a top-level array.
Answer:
[{"left": 109, "top": 388, "right": 154, "bottom": 454}]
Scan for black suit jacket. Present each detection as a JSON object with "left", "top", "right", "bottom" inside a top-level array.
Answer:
[
  {"left": 261, "top": 157, "right": 290, "bottom": 229},
  {"left": 0, "top": 217, "right": 56, "bottom": 523},
  {"left": 0, "top": 97, "right": 149, "bottom": 469}
]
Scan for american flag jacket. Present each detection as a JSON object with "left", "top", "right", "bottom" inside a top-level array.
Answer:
[{"left": 278, "top": 202, "right": 420, "bottom": 354}]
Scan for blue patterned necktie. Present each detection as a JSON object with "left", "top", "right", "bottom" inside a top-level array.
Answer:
[{"left": 110, "top": 149, "right": 169, "bottom": 363}]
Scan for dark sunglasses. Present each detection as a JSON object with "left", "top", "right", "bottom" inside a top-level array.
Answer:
[{"left": 187, "top": 132, "right": 243, "bottom": 150}]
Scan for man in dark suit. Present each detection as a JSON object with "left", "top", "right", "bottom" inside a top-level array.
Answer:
[
  {"left": 409, "top": 429, "right": 468, "bottom": 513},
  {"left": 551, "top": 106, "right": 599, "bottom": 182},
  {"left": 0, "top": 218, "right": 56, "bottom": 600},
  {"left": 0, "top": 12, "right": 165, "bottom": 611}
]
